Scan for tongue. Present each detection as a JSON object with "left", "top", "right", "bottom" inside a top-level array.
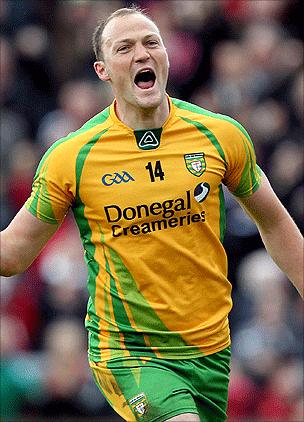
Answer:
[{"left": 137, "top": 80, "right": 154, "bottom": 89}]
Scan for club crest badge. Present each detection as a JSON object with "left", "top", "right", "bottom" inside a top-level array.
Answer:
[
  {"left": 129, "top": 392, "right": 148, "bottom": 418},
  {"left": 184, "top": 152, "right": 206, "bottom": 177}
]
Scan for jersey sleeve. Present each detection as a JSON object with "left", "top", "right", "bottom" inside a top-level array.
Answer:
[
  {"left": 222, "top": 119, "right": 262, "bottom": 197},
  {"left": 25, "top": 141, "right": 76, "bottom": 224}
]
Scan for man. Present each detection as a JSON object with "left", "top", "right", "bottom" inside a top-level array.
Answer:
[{"left": 1, "top": 6, "right": 303, "bottom": 422}]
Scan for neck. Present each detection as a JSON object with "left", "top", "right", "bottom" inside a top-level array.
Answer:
[{"left": 115, "top": 97, "right": 170, "bottom": 130}]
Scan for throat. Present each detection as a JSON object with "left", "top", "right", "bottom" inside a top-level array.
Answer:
[{"left": 114, "top": 97, "right": 170, "bottom": 130}]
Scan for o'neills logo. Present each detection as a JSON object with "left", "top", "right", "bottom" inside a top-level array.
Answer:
[{"left": 104, "top": 190, "right": 205, "bottom": 237}]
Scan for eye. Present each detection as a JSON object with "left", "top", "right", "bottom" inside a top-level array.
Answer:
[
  {"left": 146, "top": 40, "right": 159, "bottom": 47},
  {"left": 117, "top": 45, "right": 130, "bottom": 53}
]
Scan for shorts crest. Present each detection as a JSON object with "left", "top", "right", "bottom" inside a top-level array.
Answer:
[{"left": 129, "top": 392, "right": 148, "bottom": 417}]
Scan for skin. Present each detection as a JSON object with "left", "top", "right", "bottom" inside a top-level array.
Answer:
[
  {"left": 93, "top": 13, "right": 170, "bottom": 130},
  {"left": 166, "top": 413, "right": 200, "bottom": 421},
  {"left": 0, "top": 207, "right": 59, "bottom": 276},
  {"left": 0, "top": 10, "right": 303, "bottom": 422}
]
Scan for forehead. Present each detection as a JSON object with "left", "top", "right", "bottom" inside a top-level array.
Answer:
[{"left": 103, "top": 13, "right": 161, "bottom": 47}]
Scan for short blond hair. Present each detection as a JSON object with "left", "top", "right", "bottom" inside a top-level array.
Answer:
[{"left": 92, "top": 6, "right": 154, "bottom": 61}]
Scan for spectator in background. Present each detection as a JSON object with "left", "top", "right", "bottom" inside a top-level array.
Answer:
[
  {"left": 37, "top": 79, "right": 113, "bottom": 150},
  {"left": 0, "top": 315, "right": 110, "bottom": 419},
  {"left": 0, "top": 36, "right": 30, "bottom": 167},
  {"left": 36, "top": 319, "right": 99, "bottom": 417},
  {"left": 0, "top": 314, "right": 42, "bottom": 418},
  {"left": 228, "top": 250, "right": 303, "bottom": 421}
]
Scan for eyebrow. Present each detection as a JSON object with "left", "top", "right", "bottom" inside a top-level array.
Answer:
[{"left": 112, "top": 33, "right": 160, "bottom": 47}]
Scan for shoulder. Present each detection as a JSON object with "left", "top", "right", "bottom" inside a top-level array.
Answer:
[
  {"left": 38, "top": 107, "right": 112, "bottom": 166},
  {"left": 171, "top": 97, "right": 251, "bottom": 140},
  {"left": 56, "top": 106, "right": 112, "bottom": 150}
]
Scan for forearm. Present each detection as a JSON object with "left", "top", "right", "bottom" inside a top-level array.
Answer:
[
  {"left": 257, "top": 213, "right": 304, "bottom": 298},
  {"left": 0, "top": 229, "right": 26, "bottom": 276}
]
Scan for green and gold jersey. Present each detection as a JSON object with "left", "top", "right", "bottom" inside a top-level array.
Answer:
[{"left": 25, "top": 97, "right": 261, "bottom": 362}]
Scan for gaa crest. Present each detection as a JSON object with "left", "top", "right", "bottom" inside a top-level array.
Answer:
[
  {"left": 184, "top": 152, "right": 206, "bottom": 177},
  {"left": 129, "top": 392, "right": 148, "bottom": 418}
]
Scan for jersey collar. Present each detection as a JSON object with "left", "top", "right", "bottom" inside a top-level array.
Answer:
[{"left": 109, "top": 95, "right": 176, "bottom": 133}]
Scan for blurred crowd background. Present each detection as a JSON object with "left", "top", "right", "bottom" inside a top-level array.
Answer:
[{"left": 1, "top": 0, "right": 303, "bottom": 421}]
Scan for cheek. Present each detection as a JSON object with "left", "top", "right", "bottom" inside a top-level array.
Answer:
[{"left": 111, "top": 64, "right": 130, "bottom": 85}]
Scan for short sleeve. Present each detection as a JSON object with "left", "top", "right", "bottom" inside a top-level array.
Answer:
[
  {"left": 25, "top": 143, "right": 75, "bottom": 224},
  {"left": 222, "top": 120, "right": 262, "bottom": 198}
]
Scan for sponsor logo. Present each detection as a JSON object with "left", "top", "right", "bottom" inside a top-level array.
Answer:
[
  {"left": 184, "top": 152, "right": 206, "bottom": 177},
  {"left": 101, "top": 171, "right": 135, "bottom": 187},
  {"left": 194, "top": 182, "right": 210, "bottom": 202},
  {"left": 129, "top": 392, "right": 148, "bottom": 417},
  {"left": 104, "top": 190, "right": 206, "bottom": 238},
  {"left": 138, "top": 131, "right": 160, "bottom": 149}
]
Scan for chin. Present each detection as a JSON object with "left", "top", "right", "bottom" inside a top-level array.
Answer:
[{"left": 136, "top": 90, "right": 164, "bottom": 110}]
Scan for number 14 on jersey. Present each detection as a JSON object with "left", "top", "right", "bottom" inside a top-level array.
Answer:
[{"left": 145, "top": 161, "right": 165, "bottom": 182}]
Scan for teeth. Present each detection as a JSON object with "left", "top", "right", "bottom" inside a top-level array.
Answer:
[{"left": 138, "top": 70, "right": 152, "bottom": 75}]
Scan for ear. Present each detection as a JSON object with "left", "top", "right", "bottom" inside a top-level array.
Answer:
[
  {"left": 165, "top": 49, "right": 170, "bottom": 69},
  {"left": 94, "top": 61, "right": 111, "bottom": 82}
]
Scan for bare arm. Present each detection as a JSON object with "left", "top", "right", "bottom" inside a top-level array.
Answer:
[
  {"left": 0, "top": 206, "right": 59, "bottom": 276},
  {"left": 237, "top": 175, "right": 304, "bottom": 298}
]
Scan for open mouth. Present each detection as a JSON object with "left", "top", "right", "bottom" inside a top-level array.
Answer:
[{"left": 134, "top": 69, "right": 156, "bottom": 90}]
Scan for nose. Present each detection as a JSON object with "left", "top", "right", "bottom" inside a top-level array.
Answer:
[{"left": 134, "top": 43, "right": 150, "bottom": 62}]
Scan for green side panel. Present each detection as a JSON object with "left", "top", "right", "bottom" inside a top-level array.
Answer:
[
  {"left": 101, "top": 237, "right": 151, "bottom": 356},
  {"left": 25, "top": 164, "right": 56, "bottom": 223},
  {"left": 246, "top": 138, "right": 258, "bottom": 193},
  {"left": 36, "top": 164, "right": 56, "bottom": 221},
  {"left": 255, "top": 165, "right": 263, "bottom": 185},
  {"left": 25, "top": 176, "right": 42, "bottom": 217},
  {"left": 233, "top": 137, "right": 261, "bottom": 197},
  {"left": 102, "top": 272, "right": 120, "bottom": 359},
  {"left": 181, "top": 117, "right": 227, "bottom": 164},
  {"left": 218, "top": 185, "right": 226, "bottom": 244},
  {"left": 109, "top": 247, "right": 201, "bottom": 353},
  {"left": 72, "top": 128, "right": 109, "bottom": 357},
  {"left": 73, "top": 128, "right": 109, "bottom": 295},
  {"left": 233, "top": 137, "right": 251, "bottom": 197}
]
